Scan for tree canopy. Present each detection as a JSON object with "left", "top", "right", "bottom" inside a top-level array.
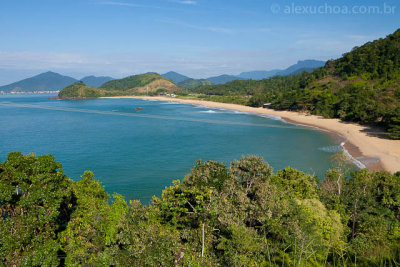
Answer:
[{"left": 1, "top": 152, "right": 399, "bottom": 266}]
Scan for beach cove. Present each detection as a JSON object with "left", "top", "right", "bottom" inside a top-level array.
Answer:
[{"left": 108, "top": 96, "right": 400, "bottom": 173}]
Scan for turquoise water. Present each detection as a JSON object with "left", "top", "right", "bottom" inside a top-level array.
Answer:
[{"left": 0, "top": 94, "right": 341, "bottom": 202}]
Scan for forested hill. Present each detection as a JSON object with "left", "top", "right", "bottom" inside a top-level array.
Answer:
[
  {"left": 58, "top": 73, "right": 182, "bottom": 97},
  {"left": 194, "top": 29, "right": 400, "bottom": 138},
  {"left": 99, "top": 72, "right": 180, "bottom": 91},
  {"left": 58, "top": 81, "right": 109, "bottom": 98},
  {"left": 1, "top": 152, "right": 399, "bottom": 265}
]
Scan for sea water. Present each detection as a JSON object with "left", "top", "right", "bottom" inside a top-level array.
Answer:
[{"left": 0, "top": 94, "right": 342, "bottom": 202}]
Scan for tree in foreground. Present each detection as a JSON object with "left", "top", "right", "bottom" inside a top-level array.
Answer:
[{"left": 1, "top": 152, "right": 400, "bottom": 266}]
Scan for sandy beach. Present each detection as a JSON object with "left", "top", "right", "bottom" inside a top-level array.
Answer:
[{"left": 103, "top": 96, "right": 400, "bottom": 173}]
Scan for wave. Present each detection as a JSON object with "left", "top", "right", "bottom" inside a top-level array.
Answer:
[
  {"left": 199, "top": 110, "right": 217, "bottom": 113},
  {"left": 232, "top": 110, "right": 250, "bottom": 115},
  {"left": 318, "top": 145, "right": 342, "bottom": 153},
  {"left": 160, "top": 102, "right": 180, "bottom": 105},
  {"left": 318, "top": 143, "right": 366, "bottom": 169},
  {"left": 340, "top": 142, "right": 367, "bottom": 169},
  {"left": 258, "top": 114, "right": 283, "bottom": 121}
]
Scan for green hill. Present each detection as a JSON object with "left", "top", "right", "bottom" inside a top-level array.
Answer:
[
  {"left": 205, "top": 74, "right": 244, "bottom": 84},
  {"left": 58, "top": 81, "right": 111, "bottom": 98},
  {"left": 58, "top": 73, "right": 181, "bottom": 98},
  {"left": 178, "top": 78, "right": 212, "bottom": 89},
  {"left": 194, "top": 29, "right": 400, "bottom": 138},
  {"left": 100, "top": 72, "right": 180, "bottom": 92}
]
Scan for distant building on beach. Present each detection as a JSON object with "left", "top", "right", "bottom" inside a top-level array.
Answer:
[
  {"left": 263, "top": 103, "right": 272, "bottom": 108},
  {"left": 159, "top": 92, "right": 176, "bottom": 97}
]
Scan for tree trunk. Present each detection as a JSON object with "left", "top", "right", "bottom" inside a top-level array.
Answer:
[
  {"left": 201, "top": 222, "right": 205, "bottom": 258},
  {"left": 352, "top": 199, "right": 358, "bottom": 239}
]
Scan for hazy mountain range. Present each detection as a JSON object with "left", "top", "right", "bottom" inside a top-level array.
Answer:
[
  {"left": 0, "top": 71, "right": 77, "bottom": 93},
  {"left": 163, "top": 60, "right": 326, "bottom": 86},
  {"left": 0, "top": 72, "right": 115, "bottom": 93},
  {"left": 0, "top": 60, "right": 325, "bottom": 92}
]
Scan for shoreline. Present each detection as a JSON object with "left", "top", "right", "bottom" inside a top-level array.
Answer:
[{"left": 102, "top": 96, "right": 400, "bottom": 173}]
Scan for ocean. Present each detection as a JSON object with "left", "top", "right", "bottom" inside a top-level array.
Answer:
[{"left": 0, "top": 94, "right": 343, "bottom": 203}]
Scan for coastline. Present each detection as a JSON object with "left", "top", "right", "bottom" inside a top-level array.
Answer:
[{"left": 102, "top": 96, "right": 400, "bottom": 173}]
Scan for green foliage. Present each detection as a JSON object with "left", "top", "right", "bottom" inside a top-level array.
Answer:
[
  {"left": 60, "top": 172, "right": 128, "bottom": 266},
  {"left": 113, "top": 201, "right": 183, "bottom": 266},
  {"left": 274, "top": 167, "right": 319, "bottom": 199},
  {"left": 0, "top": 152, "right": 74, "bottom": 266},
  {"left": 1, "top": 152, "right": 400, "bottom": 265},
  {"left": 100, "top": 72, "right": 163, "bottom": 90},
  {"left": 333, "top": 29, "right": 400, "bottom": 79},
  {"left": 58, "top": 81, "right": 103, "bottom": 98},
  {"left": 178, "top": 78, "right": 212, "bottom": 89},
  {"left": 183, "top": 160, "right": 231, "bottom": 192},
  {"left": 191, "top": 94, "right": 250, "bottom": 105},
  {"left": 388, "top": 107, "right": 400, "bottom": 139}
]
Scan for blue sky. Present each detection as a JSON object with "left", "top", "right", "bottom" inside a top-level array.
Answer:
[{"left": 0, "top": 0, "right": 399, "bottom": 84}]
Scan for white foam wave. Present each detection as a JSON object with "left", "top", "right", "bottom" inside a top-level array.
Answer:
[
  {"left": 161, "top": 102, "right": 180, "bottom": 105},
  {"left": 232, "top": 110, "right": 250, "bottom": 115},
  {"left": 340, "top": 142, "right": 367, "bottom": 169},
  {"left": 318, "top": 145, "right": 342, "bottom": 153},
  {"left": 258, "top": 114, "right": 283, "bottom": 121},
  {"left": 200, "top": 110, "right": 217, "bottom": 113}
]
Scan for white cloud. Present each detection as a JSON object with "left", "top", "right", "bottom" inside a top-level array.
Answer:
[
  {"left": 98, "top": 1, "right": 163, "bottom": 9},
  {"left": 168, "top": 0, "right": 197, "bottom": 5}
]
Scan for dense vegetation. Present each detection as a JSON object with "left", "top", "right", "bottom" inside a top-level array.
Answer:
[
  {"left": 178, "top": 78, "right": 212, "bottom": 89},
  {"left": 193, "top": 29, "right": 400, "bottom": 138},
  {"left": 100, "top": 73, "right": 165, "bottom": 91},
  {"left": 1, "top": 152, "right": 399, "bottom": 266},
  {"left": 58, "top": 81, "right": 105, "bottom": 98}
]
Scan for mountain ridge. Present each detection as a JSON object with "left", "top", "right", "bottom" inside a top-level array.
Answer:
[
  {"left": 0, "top": 71, "right": 77, "bottom": 92},
  {"left": 80, "top": 76, "right": 115, "bottom": 88},
  {"left": 58, "top": 73, "right": 182, "bottom": 98}
]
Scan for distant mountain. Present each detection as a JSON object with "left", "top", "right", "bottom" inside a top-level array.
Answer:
[
  {"left": 194, "top": 60, "right": 325, "bottom": 87},
  {"left": 80, "top": 76, "right": 114, "bottom": 88},
  {"left": 0, "top": 71, "right": 77, "bottom": 92},
  {"left": 276, "top": 60, "right": 326, "bottom": 76},
  {"left": 286, "top": 67, "right": 317, "bottom": 76},
  {"left": 238, "top": 70, "right": 280, "bottom": 80},
  {"left": 236, "top": 60, "right": 326, "bottom": 81},
  {"left": 178, "top": 78, "right": 212, "bottom": 89},
  {"left": 206, "top": 74, "right": 244, "bottom": 85},
  {"left": 161, "top": 71, "right": 190, "bottom": 84}
]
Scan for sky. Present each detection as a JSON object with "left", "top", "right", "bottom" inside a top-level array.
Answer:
[{"left": 0, "top": 0, "right": 399, "bottom": 84}]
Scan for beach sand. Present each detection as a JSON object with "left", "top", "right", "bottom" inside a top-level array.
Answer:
[{"left": 103, "top": 96, "right": 400, "bottom": 173}]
